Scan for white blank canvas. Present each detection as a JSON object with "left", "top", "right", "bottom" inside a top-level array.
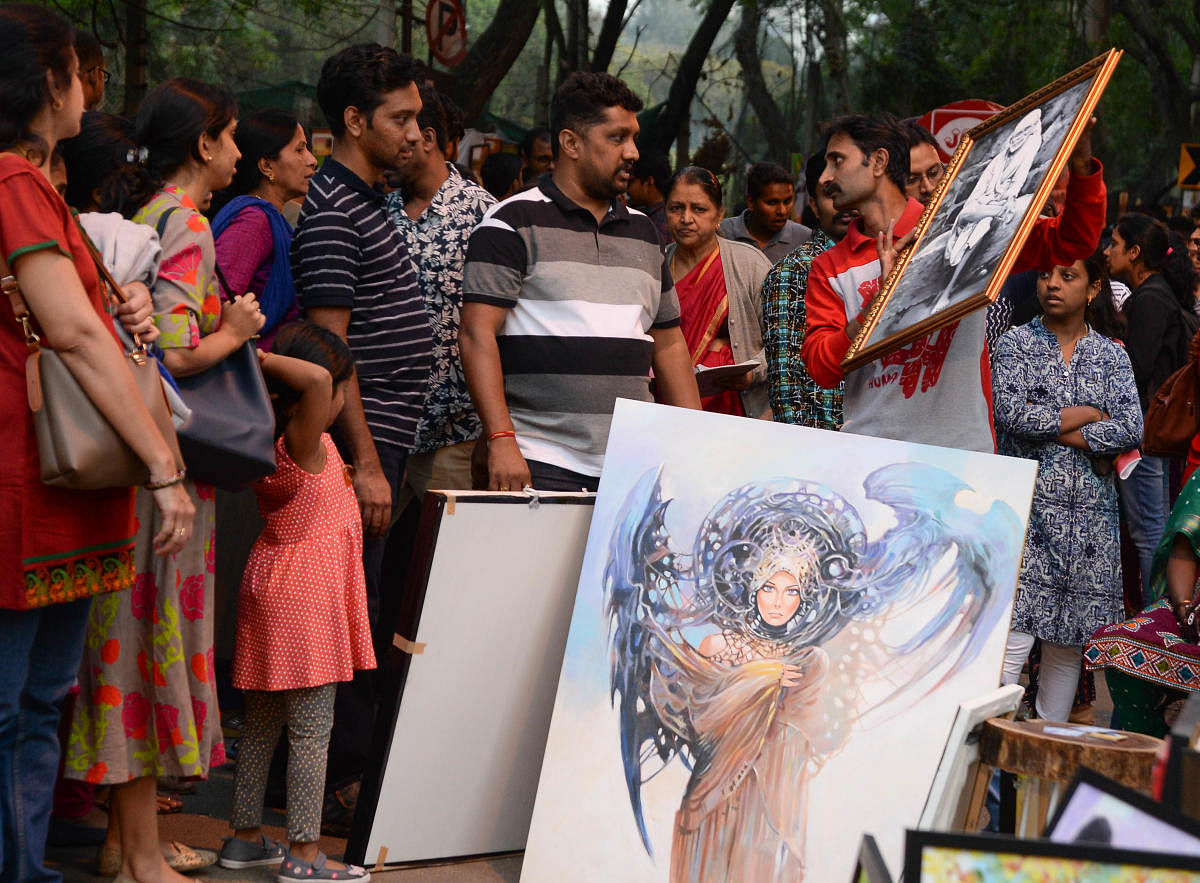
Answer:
[{"left": 359, "top": 492, "right": 594, "bottom": 865}]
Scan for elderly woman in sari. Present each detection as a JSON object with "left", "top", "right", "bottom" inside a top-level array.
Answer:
[{"left": 664, "top": 166, "right": 772, "bottom": 419}]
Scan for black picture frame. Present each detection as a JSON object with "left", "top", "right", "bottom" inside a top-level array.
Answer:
[
  {"left": 851, "top": 833, "right": 895, "bottom": 883},
  {"left": 903, "top": 829, "right": 1200, "bottom": 881},
  {"left": 1044, "top": 766, "right": 1200, "bottom": 852}
]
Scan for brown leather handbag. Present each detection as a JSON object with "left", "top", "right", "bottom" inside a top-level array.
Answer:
[
  {"left": 1, "top": 233, "right": 181, "bottom": 490},
  {"left": 1143, "top": 327, "right": 1200, "bottom": 459}
]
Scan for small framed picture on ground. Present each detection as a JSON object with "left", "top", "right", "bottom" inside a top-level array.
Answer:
[
  {"left": 903, "top": 829, "right": 1200, "bottom": 881},
  {"left": 1043, "top": 767, "right": 1200, "bottom": 856},
  {"left": 842, "top": 48, "right": 1122, "bottom": 373}
]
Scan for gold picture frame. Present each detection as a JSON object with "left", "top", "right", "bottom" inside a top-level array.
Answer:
[{"left": 842, "top": 48, "right": 1122, "bottom": 373}]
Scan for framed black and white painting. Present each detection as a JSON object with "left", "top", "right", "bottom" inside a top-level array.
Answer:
[{"left": 843, "top": 49, "right": 1122, "bottom": 372}]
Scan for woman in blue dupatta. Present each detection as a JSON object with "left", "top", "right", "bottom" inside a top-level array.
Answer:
[{"left": 211, "top": 109, "right": 316, "bottom": 351}]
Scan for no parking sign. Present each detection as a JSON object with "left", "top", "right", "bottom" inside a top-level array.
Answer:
[{"left": 426, "top": 0, "right": 468, "bottom": 66}]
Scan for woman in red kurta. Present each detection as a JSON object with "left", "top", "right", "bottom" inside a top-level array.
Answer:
[{"left": 0, "top": 7, "right": 191, "bottom": 879}]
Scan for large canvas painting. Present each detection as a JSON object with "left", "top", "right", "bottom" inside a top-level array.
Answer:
[
  {"left": 522, "top": 401, "right": 1037, "bottom": 881},
  {"left": 842, "top": 49, "right": 1121, "bottom": 372}
]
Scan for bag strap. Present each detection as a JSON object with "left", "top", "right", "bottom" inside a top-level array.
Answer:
[
  {"left": 154, "top": 206, "right": 177, "bottom": 240},
  {"left": 211, "top": 262, "right": 234, "bottom": 301},
  {"left": 155, "top": 204, "right": 234, "bottom": 302},
  {"left": 1, "top": 249, "right": 44, "bottom": 354}
]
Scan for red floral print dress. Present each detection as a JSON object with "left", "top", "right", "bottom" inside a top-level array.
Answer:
[{"left": 65, "top": 189, "right": 225, "bottom": 784}]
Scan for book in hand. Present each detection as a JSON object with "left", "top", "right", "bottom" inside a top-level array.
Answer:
[{"left": 694, "top": 361, "right": 759, "bottom": 398}]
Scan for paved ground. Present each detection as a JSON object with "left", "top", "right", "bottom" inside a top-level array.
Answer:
[
  {"left": 47, "top": 760, "right": 522, "bottom": 882},
  {"left": 46, "top": 674, "right": 1115, "bottom": 881}
]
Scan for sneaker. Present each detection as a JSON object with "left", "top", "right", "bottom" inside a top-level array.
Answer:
[
  {"left": 277, "top": 851, "right": 370, "bottom": 882},
  {"left": 218, "top": 834, "right": 286, "bottom": 869}
]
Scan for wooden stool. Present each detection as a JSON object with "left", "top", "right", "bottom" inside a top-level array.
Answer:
[{"left": 963, "top": 718, "right": 1162, "bottom": 837}]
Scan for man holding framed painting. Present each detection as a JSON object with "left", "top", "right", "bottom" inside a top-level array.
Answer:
[{"left": 801, "top": 108, "right": 1106, "bottom": 454}]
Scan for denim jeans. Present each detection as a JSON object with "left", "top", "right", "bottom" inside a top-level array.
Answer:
[
  {"left": 0, "top": 598, "right": 92, "bottom": 882},
  {"left": 1117, "top": 453, "right": 1170, "bottom": 605}
]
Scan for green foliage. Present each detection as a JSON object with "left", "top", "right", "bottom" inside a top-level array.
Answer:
[
  {"left": 852, "top": 0, "right": 1199, "bottom": 202},
  {"left": 38, "top": 0, "right": 1198, "bottom": 203}
]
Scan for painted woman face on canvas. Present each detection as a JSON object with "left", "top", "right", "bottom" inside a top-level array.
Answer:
[{"left": 756, "top": 570, "right": 804, "bottom": 626}]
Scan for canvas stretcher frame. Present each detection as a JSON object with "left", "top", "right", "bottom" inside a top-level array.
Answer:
[
  {"left": 347, "top": 490, "right": 595, "bottom": 867},
  {"left": 841, "top": 48, "right": 1122, "bottom": 373}
]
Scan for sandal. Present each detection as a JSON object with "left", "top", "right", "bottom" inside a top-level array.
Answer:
[
  {"left": 156, "top": 792, "right": 183, "bottom": 814},
  {"left": 95, "top": 844, "right": 122, "bottom": 877},
  {"left": 277, "top": 851, "right": 369, "bottom": 882},
  {"left": 95, "top": 841, "right": 218, "bottom": 877},
  {"left": 163, "top": 841, "right": 218, "bottom": 874}
]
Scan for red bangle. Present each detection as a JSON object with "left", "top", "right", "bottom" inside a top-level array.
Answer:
[{"left": 487, "top": 430, "right": 516, "bottom": 441}]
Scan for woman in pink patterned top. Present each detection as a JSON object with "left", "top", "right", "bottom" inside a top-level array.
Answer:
[{"left": 67, "top": 78, "right": 267, "bottom": 882}]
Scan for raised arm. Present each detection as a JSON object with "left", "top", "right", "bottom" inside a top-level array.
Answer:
[{"left": 258, "top": 351, "right": 332, "bottom": 473}]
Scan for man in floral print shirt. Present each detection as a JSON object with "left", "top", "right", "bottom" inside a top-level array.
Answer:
[{"left": 387, "top": 85, "right": 496, "bottom": 496}]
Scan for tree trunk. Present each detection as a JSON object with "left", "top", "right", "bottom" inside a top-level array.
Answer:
[
  {"left": 453, "top": 0, "right": 544, "bottom": 121},
  {"left": 644, "top": 0, "right": 737, "bottom": 156},
  {"left": 565, "top": 0, "right": 589, "bottom": 74},
  {"left": 591, "top": 0, "right": 628, "bottom": 72},
  {"left": 376, "top": 0, "right": 398, "bottom": 49},
  {"left": 1111, "top": 0, "right": 1196, "bottom": 198},
  {"left": 734, "top": 0, "right": 795, "bottom": 162},
  {"left": 816, "top": 0, "right": 851, "bottom": 114},
  {"left": 122, "top": 0, "right": 147, "bottom": 118}
]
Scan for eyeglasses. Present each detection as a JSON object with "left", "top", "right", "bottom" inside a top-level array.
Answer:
[
  {"left": 86, "top": 65, "right": 112, "bottom": 85},
  {"left": 906, "top": 162, "right": 945, "bottom": 189}
]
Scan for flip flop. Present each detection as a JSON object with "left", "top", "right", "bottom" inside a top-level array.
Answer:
[{"left": 157, "top": 792, "right": 183, "bottom": 814}]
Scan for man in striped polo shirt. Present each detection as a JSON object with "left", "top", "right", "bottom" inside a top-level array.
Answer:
[
  {"left": 461, "top": 72, "right": 700, "bottom": 493},
  {"left": 292, "top": 43, "right": 433, "bottom": 808}
]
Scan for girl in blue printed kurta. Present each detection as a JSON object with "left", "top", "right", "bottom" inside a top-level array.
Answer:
[{"left": 992, "top": 251, "right": 1142, "bottom": 722}]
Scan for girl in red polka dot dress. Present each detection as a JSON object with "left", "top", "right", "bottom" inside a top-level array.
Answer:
[{"left": 219, "top": 321, "right": 375, "bottom": 882}]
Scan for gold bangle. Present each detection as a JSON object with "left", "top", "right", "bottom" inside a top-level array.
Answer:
[{"left": 144, "top": 468, "right": 186, "bottom": 490}]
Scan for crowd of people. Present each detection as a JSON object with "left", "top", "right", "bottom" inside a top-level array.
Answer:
[{"left": 1, "top": 3, "right": 1200, "bottom": 881}]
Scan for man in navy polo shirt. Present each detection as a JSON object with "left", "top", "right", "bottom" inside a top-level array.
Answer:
[
  {"left": 292, "top": 42, "right": 433, "bottom": 817},
  {"left": 461, "top": 72, "right": 700, "bottom": 493}
]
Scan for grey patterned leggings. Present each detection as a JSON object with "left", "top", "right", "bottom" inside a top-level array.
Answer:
[{"left": 230, "top": 683, "right": 337, "bottom": 842}]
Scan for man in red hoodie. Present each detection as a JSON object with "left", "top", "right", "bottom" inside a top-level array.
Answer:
[{"left": 801, "top": 112, "right": 1105, "bottom": 453}]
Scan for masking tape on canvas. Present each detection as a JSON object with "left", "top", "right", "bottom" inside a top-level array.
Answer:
[
  {"left": 374, "top": 846, "right": 388, "bottom": 870},
  {"left": 444, "top": 493, "right": 455, "bottom": 515},
  {"left": 393, "top": 634, "right": 426, "bottom": 655}
]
